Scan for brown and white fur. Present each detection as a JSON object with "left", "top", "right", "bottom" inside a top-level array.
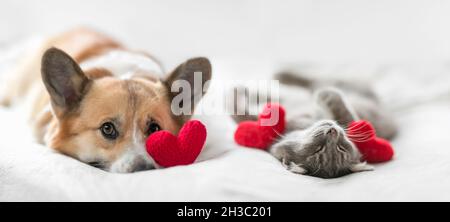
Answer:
[{"left": 0, "top": 28, "right": 212, "bottom": 173}]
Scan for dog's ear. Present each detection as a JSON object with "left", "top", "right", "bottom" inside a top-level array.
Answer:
[
  {"left": 164, "top": 57, "right": 211, "bottom": 121},
  {"left": 41, "top": 47, "right": 91, "bottom": 116}
]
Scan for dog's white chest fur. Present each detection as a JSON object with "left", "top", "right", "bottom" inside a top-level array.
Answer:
[{"left": 80, "top": 50, "right": 164, "bottom": 79}]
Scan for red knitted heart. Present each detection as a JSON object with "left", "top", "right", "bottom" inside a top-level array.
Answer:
[
  {"left": 347, "top": 120, "right": 394, "bottom": 163},
  {"left": 234, "top": 103, "right": 286, "bottom": 149},
  {"left": 146, "top": 120, "right": 207, "bottom": 168}
]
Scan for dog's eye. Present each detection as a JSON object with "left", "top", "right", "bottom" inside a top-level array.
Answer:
[
  {"left": 146, "top": 121, "right": 161, "bottom": 136},
  {"left": 100, "top": 122, "right": 118, "bottom": 140}
]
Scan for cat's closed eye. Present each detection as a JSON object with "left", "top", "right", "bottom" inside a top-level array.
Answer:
[
  {"left": 312, "top": 146, "right": 324, "bottom": 155},
  {"left": 337, "top": 145, "right": 347, "bottom": 153}
]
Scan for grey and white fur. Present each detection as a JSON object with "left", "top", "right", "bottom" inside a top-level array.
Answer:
[{"left": 231, "top": 71, "right": 398, "bottom": 179}]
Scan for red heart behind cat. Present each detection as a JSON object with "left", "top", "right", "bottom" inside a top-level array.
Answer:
[
  {"left": 234, "top": 103, "right": 286, "bottom": 149},
  {"left": 347, "top": 120, "right": 394, "bottom": 163},
  {"left": 146, "top": 120, "right": 207, "bottom": 168}
]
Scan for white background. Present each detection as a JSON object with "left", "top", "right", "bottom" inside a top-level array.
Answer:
[{"left": 1, "top": 0, "right": 450, "bottom": 68}]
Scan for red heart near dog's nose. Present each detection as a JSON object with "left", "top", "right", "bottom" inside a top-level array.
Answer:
[
  {"left": 234, "top": 103, "right": 286, "bottom": 149},
  {"left": 146, "top": 120, "right": 207, "bottom": 168}
]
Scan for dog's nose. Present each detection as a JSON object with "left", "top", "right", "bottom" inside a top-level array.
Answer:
[{"left": 131, "top": 158, "right": 154, "bottom": 172}]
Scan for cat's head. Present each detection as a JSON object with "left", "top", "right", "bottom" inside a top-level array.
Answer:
[{"left": 272, "top": 120, "right": 373, "bottom": 178}]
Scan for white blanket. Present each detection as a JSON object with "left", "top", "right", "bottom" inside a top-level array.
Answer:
[{"left": 1, "top": 41, "right": 450, "bottom": 202}]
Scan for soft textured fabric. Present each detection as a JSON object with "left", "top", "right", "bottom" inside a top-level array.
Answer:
[
  {"left": 348, "top": 120, "right": 394, "bottom": 163},
  {"left": 146, "top": 120, "right": 207, "bottom": 167},
  {"left": 234, "top": 103, "right": 286, "bottom": 150},
  {"left": 1, "top": 39, "right": 450, "bottom": 201}
]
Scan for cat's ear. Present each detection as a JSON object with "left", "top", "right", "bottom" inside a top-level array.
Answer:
[
  {"left": 350, "top": 162, "right": 374, "bottom": 172},
  {"left": 283, "top": 161, "right": 307, "bottom": 174}
]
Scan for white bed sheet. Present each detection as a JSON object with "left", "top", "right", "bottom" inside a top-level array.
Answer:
[{"left": 1, "top": 42, "right": 450, "bottom": 202}]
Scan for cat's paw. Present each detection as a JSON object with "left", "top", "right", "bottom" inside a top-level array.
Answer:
[
  {"left": 315, "top": 87, "right": 356, "bottom": 126},
  {"left": 315, "top": 87, "right": 345, "bottom": 109}
]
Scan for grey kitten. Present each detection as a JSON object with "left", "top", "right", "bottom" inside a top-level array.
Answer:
[{"left": 231, "top": 72, "right": 397, "bottom": 179}]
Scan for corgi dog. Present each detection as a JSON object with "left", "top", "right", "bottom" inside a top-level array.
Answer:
[{"left": 0, "top": 27, "right": 212, "bottom": 173}]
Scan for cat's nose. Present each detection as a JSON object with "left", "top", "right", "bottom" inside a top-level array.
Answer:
[{"left": 326, "top": 128, "right": 338, "bottom": 137}]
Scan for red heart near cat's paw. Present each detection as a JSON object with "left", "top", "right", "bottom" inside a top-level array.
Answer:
[
  {"left": 347, "top": 120, "right": 394, "bottom": 163},
  {"left": 146, "top": 120, "right": 207, "bottom": 167},
  {"left": 234, "top": 103, "right": 286, "bottom": 149}
]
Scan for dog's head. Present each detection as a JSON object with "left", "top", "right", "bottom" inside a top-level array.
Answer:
[{"left": 41, "top": 48, "right": 211, "bottom": 173}]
